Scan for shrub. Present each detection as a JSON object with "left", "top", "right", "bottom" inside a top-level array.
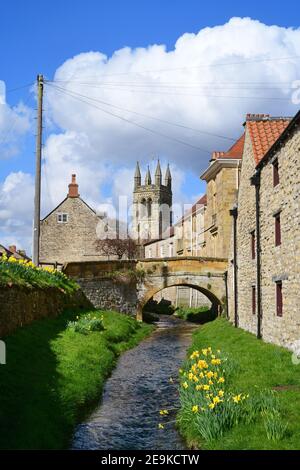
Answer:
[{"left": 67, "top": 312, "right": 105, "bottom": 335}]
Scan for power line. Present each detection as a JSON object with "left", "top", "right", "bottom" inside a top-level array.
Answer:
[
  {"left": 47, "top": 80, "right": 296, "bottom": 90},
  {"left": 6, "top": 82, "right": 34, "bottom": 93},
  {"left": 46, "top": 83, "right": 237, "bottom": 141},
  {"left": 46, "top": 81, "right": 292, "bottom": 101},
  {"left": 45, "top": 83, "right": 212, "bottom": 153},
  {"left": 49, "top": 54, "right": 300, "bottom": 80}
]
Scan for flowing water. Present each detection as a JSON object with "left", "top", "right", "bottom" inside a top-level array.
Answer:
[{"left": 72, "top": 315, "right": 197, "bottom": 450}]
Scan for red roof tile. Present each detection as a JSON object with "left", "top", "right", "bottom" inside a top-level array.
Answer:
[
  {"left": 245, "top": 115, "right": 291, "bottom": 165},
  {"left": 212, "top": 134, "right": 245, "bottom": 161}
]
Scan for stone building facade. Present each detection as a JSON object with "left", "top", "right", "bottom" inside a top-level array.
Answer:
[
  {"left": 200, "top": 136, "right": 244, "bottom": 259},
  {"left": 40, "top": 175, "right": 116, "bottom": 264},
  {"left": 227, "top": 113, "right": 300, "bottom": 351}
]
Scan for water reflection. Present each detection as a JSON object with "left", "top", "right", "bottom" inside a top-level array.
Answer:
[{"left": 72, "top": 315, "right": 197, "bottom": 450}]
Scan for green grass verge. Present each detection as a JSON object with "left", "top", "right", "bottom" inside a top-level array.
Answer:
[
  {"left": 178, "top": 317, "right": 300, "bottom": 450},
  {"left": 0, "top": 309, "right": 153, "bottom": 449},
  {"left": 0, "top": 258, "right": 78, "bottom": 293}
]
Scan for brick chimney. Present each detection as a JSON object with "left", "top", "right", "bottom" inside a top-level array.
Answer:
[
  {"left": 68, "top": 174, "right": 79, "bottom": 198},
  {"left": 9, "top": 245, "right": 16, "bottom": 253}
]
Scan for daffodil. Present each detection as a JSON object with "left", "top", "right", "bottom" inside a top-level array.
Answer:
[
  {"left": 213, "top": 396, "right": 221, "bottom": 405},
  {"left": 203, "top": 384, "right": 210, "bottom": 391},
  {"left": 182, "top": 381, "right": 189, "bottom": 389},
  {"left": 208, "top": 403, "right": 215, "bottom": 410},
  {"left": 232, "top": 394, "right": 242, "bottom": 404},
  {"left": 218, "top": 390, "right": 224, "bottom": 397},
  {"left": 192, "top": 405, "right": 199, "bottom": 413},
  {"left": 218, "top": 377, "right": 225, "bottom": 384},
  {"left": 158, "top": 423, "right": 164, "bottom": 429}
]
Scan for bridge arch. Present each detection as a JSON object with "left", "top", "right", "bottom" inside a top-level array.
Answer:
[{"left": 137, "top": 280, "right": 223, "bottom": 321}]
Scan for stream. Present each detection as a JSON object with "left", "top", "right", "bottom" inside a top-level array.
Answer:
[{"left": 72, "top": 315, "right": 197, "bottom": 450}]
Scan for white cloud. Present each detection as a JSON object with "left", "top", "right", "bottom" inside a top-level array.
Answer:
[
  {"left": 0, "top": 81, "right": 32, "bottom": 159},
  {"left": 0, "top": 172, "right": 34, "bottom": 255},
  {"left": 2, "top": 17, "right": 300, "bottom": 251}
]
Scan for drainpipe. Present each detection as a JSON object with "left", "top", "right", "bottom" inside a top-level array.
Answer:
[
  {"left": 224, "top": 270, "right": 229, "bottom": 319},
  {"left": 229, "top": 207, "right": 238, "bottom": 327},
  {"left": 251, "top": 172, "right": 262, "bottom": 339}
]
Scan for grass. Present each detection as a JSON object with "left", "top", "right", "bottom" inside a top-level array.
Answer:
[
  {"left": 0, "top": 257, "right": 78, "bottom": 293},
  {"left": 0, "top": 308, "right": 153, "bottom": 449},
  {"left": 177, "top": 317, "right": 300, "bottom": 450}
]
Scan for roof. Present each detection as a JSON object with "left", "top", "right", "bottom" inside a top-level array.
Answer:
[
  {"left": 212, "top": 134, "right": 245, "bottom": 161},
  {"left": 245, "top": 114, "right": 292, "bottom": 165},
  {"left": 256, "top": 110, "right": 300, "bottom": 170},
  {"left": 41, "top": 196, "right": 96, "bottom": 222}
]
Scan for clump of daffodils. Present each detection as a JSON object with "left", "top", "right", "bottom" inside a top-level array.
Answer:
[
  {"left": 0, "top": 253, "right": 77, "bottom": 292},
  {"left": 178, "top": 346, "right": 250, "bottom": 441}
]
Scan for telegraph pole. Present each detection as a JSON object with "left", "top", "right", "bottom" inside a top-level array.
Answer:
[{"left": 33, "top": 74, "right": 44, "bottom": 266}]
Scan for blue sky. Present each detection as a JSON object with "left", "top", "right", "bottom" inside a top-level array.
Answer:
[{"left": 1, "top": 1, "right": 300, "bottom": 252}]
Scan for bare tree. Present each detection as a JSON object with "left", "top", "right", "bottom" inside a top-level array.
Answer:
[{"left": 95, "top": 237, "right": 138, "bottom": 259}]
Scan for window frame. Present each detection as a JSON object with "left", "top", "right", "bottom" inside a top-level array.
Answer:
[
  {"left": 273, "top": 158, "right": 279, "bottom": 187},
  {"left": 276, "top": 281, "right": 283, "bottom": 317},
  {"left": 274, "top": 212, "right": 281, "bottom": 247},
  {"left": 57, "top": 212, "right": 69, "bottom": 224},
  {"left": 252, "top": 285, "right": 256, "bottom": 315}
]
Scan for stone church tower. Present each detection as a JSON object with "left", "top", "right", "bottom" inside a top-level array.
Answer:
[{"left": 132, "top": 161, "right": 172, "bottom": 243}]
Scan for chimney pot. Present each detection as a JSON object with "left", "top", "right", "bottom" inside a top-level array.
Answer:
[
  {"left": 9, "top": 245, "right": 16, "bottom": 253},
  {"left": 68, "top": 174, "right": 79, "bottom": 198}
]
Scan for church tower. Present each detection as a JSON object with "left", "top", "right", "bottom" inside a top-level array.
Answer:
[{"left": 132, "top": 161, "right": 172, "bottom": 243}]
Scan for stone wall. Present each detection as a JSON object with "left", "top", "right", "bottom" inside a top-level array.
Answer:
[
  {"left": 64, "top": 260, "right": 139, "bottom": 317},
  {"left": 77, "top": 278, "right": 138, "bottom": 316},
  {"left": 230, "top": 130, "right": 258, "bottom": 334},
  {"left": 203, "top": 165, "right": 239, "bottom": 259},
  {"left": 259, "top": 126, "right": 300, "bottom": 350},
  {"left": 0, "top": 287, "right": 91, "bottom": 337}
]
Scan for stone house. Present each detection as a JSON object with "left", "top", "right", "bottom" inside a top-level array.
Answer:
[
  {"left": 200, "top": 135, "right": 244, "bottom": 259},
  {"left": 227, "top": 112, "right": 300, "bottom": 350},
  {"left": 40, "top": 175, "right": 118, "bottom": 265}
]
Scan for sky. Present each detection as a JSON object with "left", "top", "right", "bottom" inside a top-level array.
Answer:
[{"left": 1, "top": 0, "right": 300, "bottom": 254}]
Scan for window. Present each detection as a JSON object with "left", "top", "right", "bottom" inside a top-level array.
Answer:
[
  {"left": 276, "top": 281, "right": 283, "bottom": 316},
  {"left": 252, "top": 286, "right": 256, "bottom": 315},
  {"left": 273, "top": 159, "right": 279, "bottom": 187},
  {"left": 251, "top": 230, "right": 256, "bottom": 259},
  {"left": 275, "top": 213, "right": 281, "bottom": 246},
  {"left": 57, "top": 213, "right": 68, "bottom": 223}
]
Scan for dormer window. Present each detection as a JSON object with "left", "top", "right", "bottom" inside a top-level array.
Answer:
[{"left": 57, "top": 213, "right": 68, "bottom": 223}]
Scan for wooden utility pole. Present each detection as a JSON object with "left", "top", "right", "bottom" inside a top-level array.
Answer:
[{"left": 33, "top": 74, "right": 44, "bottom": 266}]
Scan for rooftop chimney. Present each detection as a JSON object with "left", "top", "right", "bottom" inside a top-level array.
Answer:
[
  {"left": 68, "top": 174, "right": 79, "bottom": 198},
  {"left": 9, "top": 245, "right": 16, "bottom": 253}
]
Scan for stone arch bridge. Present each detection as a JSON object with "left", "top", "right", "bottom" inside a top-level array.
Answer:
[{"left": 63, "top": 257, "right": 228, "bottom": 321}]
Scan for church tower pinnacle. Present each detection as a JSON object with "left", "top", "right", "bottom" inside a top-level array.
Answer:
[
  {"left": 134, "top": 161, "right": 141, "bottom": 189},
  {"left": 165, "top": 163, "right": 172, "bottom": 189},
  {"left": 155, "top": 160, "right": 162, "bottom": 186}
]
